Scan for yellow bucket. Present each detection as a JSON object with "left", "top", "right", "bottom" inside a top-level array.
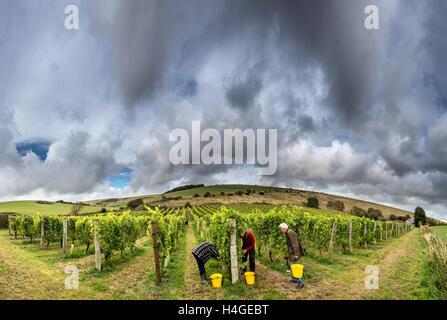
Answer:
[
  {"left": 210, "top": 273, "right": 222, "bottom": 288},
  {"left": 291, "top": 264, "right": 304, "bottom": 278},
  {"left": 244, "top": 272, "right": 255, "bottom": 285}
]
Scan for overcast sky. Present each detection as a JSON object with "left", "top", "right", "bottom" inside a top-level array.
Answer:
[{"left": 1, "top": 0, "right": 447, "bottom": 221}]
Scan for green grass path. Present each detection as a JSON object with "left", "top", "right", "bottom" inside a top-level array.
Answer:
[{"left": 255, "top": 229, "right": 439, "bottom": 300}]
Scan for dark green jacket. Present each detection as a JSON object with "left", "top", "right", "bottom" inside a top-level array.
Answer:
[{"left": 286, "top": 229, "right": 304, "bottom": 261}]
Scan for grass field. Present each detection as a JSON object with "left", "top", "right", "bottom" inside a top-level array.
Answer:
[
  {"left": 431, "top": 226, "right": 447, "bottom": 240},
  {"left": 0, "top": 201, "right": 101, "bottom": 215}
]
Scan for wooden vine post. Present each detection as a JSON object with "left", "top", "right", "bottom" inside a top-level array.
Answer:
[
  {"left": 13, "top": 217, "right": 17, "bottom": 240},
  {"left": 328, "top": 220, "right": 337, "bottom": 259},
  {"left": 62, "top": 218, "right": 67, "bottom": 258},
  {"left": 348, "top": 220, "right": 353, "bottom": 252},
  {"left": 151, "top": 221, "right": 162, "bottom": 285},
  {"left": 8, "top": 218, "right": 12, "bottom": 237},
  {"left": 229, "top": 219, "right": 239, "bottom": 283},
  {"left": 40, "top": 220, "right": 44, "bottom": 249},
  {"left": 364, "top": 223, "right": 367, "bottom": 249},
  {"left": 373, "top": 222, "right": 377, "bottom": 245},
  {"left": 94, "top": 219, "right": 101, "bottom": 271},
  {"left": 385, "top": 223, "right": 388, "bottom": 240}
]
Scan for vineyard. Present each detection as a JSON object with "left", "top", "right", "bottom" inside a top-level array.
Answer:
[
  {"left": 3, "top": 200, "right": 442, "bottom": 300},
  {"left": 186, "top": 205, "right": 411, "bottom": 275},
  {"left": 7, "top": 207, "right": 186, "bottom": 274},
  {"left": 4, "top": 204, "right": 413, "bottom": 290}
]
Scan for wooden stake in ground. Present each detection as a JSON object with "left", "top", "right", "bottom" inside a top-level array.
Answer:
[
  {"left": 8, "top": 218, "right": 12, "bottom": 237},
  {"left": 151, "top": 221, "right": 162, "bottom": 285},
  {"left": 94, "top": 219, "right": 101, "bottom": 271},
  {"left": 40, "top": 220, "right": 44, "bottom": 250},
  {"left": 391, "top": 224, "right": 394, "bottom": 237},
  {"left": 349, "top": 220, "right": 353, "bottom": 253},
  {"left": 229, "top": 219, "right": 239, "bottom": 283},
  {"left": 328, "top": 220, "right": 337, "bottom": 259},
  {"left": 13, "top": 217, "right": 17, "bottom": 240},
  {"left": 62, "top": 218, "right": 67, "bottom": 258},
  {"left": 385, "top": 223, "right": 388, "bottom": 240},
  {"left": 373, "top": 222, "right": 377, "bottom": 245},
  {"left": 364, "top": 223, "right": 368, "bottom": 249}
]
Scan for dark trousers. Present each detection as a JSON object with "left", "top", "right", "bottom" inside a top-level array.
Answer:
[
  {"left": 242, "top": 247, "right": 256, "bottom": 272},
  {"left": 193, "top": 253, "right": 206, "bottom": 276}
]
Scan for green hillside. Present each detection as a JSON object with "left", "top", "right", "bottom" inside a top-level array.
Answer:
[
  {"left": 89, "top": 184, "right": 413, "bottom": 219},
  {"left": 0, "top": 184, "right": 417, "bottom": 220},
  {"left": 0, "top": 201, "right": 101, "bottom": 215}
]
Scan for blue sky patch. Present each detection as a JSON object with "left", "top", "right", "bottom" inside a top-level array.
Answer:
[
  {"left": 105, "top": 167, "right": 134, "bottom": 189},
  {"left": 16, "top": 141, "right": 52, "bottom": 161}
]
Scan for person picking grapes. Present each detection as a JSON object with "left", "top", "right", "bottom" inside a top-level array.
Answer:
[
  {"left": 280, "top": 223, "right": 305, "bottom": 289},
  {"left": 192, "top": 242, "right": 220, "bottom": 284},
  {"left": 241, "top": 229, "right": 256, "bottom": 273}
]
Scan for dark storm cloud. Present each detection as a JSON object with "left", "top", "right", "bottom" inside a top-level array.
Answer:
[
  {"left": 95, "top": 0, "right": 386, "bottom": 126},
  {"left": 90, "top": 0, "right": 218, "bottom": 112},
  {"left": 225, "top": 64, "right": 264, "bottom": 110}
]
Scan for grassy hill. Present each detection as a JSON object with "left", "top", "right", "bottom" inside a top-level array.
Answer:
[
  {"left": 85, "top": 184, "right": 412, "bottom": 219},
  {"left": 0, "top": 184, "right": 415, "bottom": 219}
]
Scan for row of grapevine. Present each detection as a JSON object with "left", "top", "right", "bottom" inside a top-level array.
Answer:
[
  {"left": 246, "top": 206, "right": 411, "bottom": 259},
  {"left": 147, "top": 207, "right": 186, "bottom": 268},
  {"left": 8, "top": 206, "right": 186, "bottom": 271},
  {"left": 188, "top": 205, "right": 412, "bottom": 270}
]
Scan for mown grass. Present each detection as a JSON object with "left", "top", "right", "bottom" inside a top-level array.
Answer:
[{"left": 133, "top": 231, "right": 188, "bottom": 299}]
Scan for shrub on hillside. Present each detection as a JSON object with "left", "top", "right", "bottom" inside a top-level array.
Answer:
[
  {"left": 37, "top": 200, "right": 53, "bottom": 205},
  {"left": 235, "top": 191, "right": 243, "bottom": 196},
  {"left": 307, "top": 196, "right": 319, "bottom": 208},
  {"left": 127, "top": 198, "right": 144, "bottom": 209},
  {"left": 365, "top": 208, "right": 383, "bottom": 220},
  {"left": 368, "top": 211, "right": 380, "bottom": 220},
  {"left": 259, "top": 191, "right": 264, "bottom": 195},
  {"left": 164, "top": 184, "right": 204, "bottom": 194},
  {"left": 70, "top": 203, "right": 82, "bottom": 215},
  {"left": 327, "top": 200, "right": 344, "bottom": 212},
  {"left": 204, "top": 192, "right": 211, "bottom": 197},
  {"left": 351, "top": 206, "right": 367, "bottom": 217},
  {"left": 193, "top": 193, "right": 200, "bottom": 198}
]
